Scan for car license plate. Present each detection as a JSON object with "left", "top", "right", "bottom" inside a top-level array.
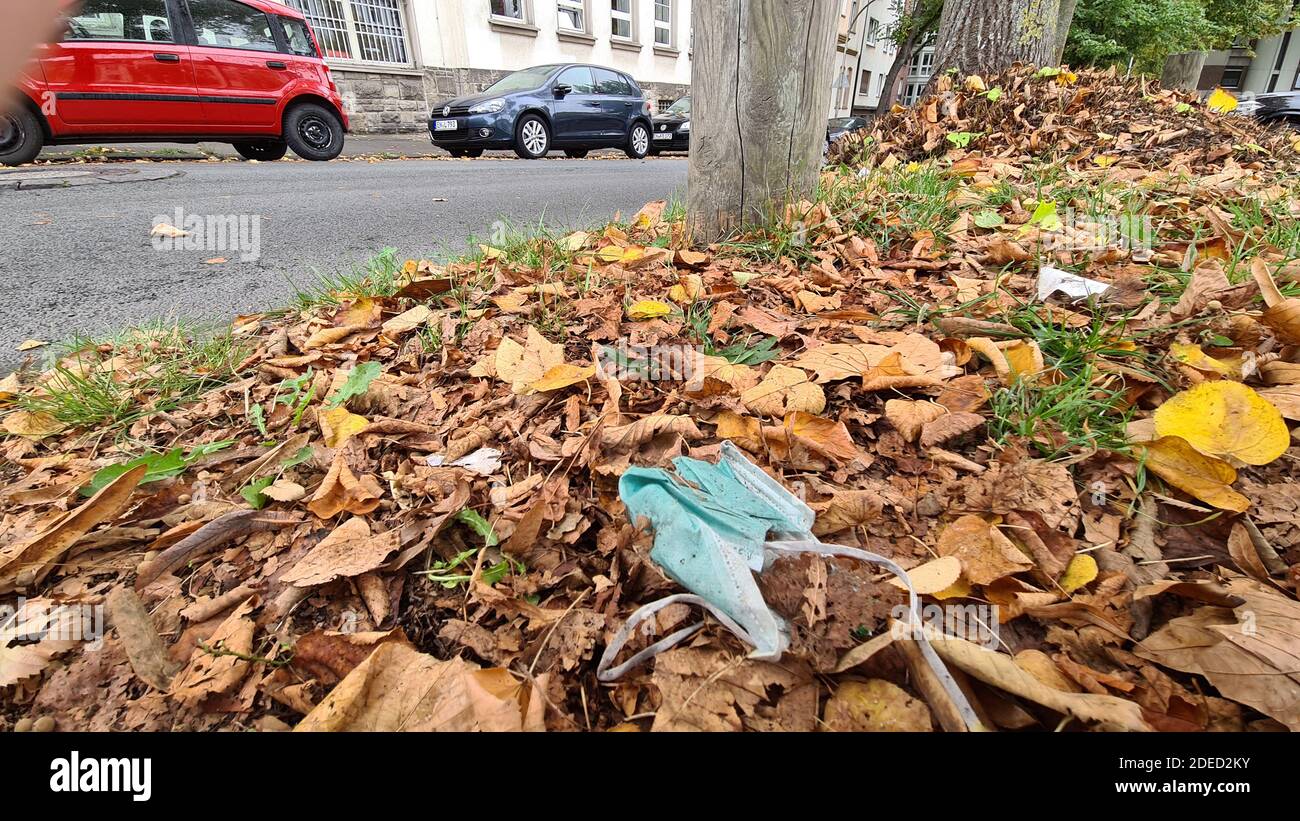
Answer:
[
  {"left": 653, "top": 132, "right": 673, "bottom": 141},
  {"left": 434, "top": 119, "right": 458, "bottom": 132}
]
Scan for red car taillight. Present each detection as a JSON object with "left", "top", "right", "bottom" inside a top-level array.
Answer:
[{"left": 643, "top": 101, "right": 652, "bottom": 117}]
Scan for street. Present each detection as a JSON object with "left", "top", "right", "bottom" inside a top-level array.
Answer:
[{"left": 0, "top": 156, "right": 687, "bottom": 370}]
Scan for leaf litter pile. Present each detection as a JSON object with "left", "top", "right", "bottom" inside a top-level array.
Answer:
[{"left": 5, "top": 68, "right": 1300, "bottom": 733}]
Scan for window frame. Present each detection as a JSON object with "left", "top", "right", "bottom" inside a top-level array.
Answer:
[
  {"left": 284, "top": 0, "right": 414, "bottom": 67},
  {"left": 182, "top": 0, "right": 284, "bottom": 54},
  {"left": 489, "top": 0, "right": 532, "bottom": 25},
  {"left": 652, "top": 0, "right": 673, "bottom": 48},
  {"left": 62, "top": 0, "right": 181, "bottom": 46},
  {"left": 557, "top": 0, "right": 588, "bottom": 33},
  {"left": 610, "top": 0, "right": 635, "bottom": 42}
]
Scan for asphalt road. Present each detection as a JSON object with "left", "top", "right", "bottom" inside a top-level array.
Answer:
[{"left": 0, "top": 156, "right": 688, "bottom": 371}]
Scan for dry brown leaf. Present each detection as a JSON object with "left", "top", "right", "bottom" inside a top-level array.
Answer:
[
  {"left": 295, "top": 642, "right": 544, "bottom": 732},
  {"left": 740, "top": 365, "right": 826, "bottom": 417},
  {"left": 822, "top": 679, "right": 933, "bottom": 731},
  {"left": 0, "top": 463, "right": 145, "bottom": 593},
  {"left": 281, "top": 517, "right": 400, "bottom": 587},
  {"left": 1135, "top": 576, "right": 1300, "bottom": 731},
  {"left": 937, "top": 514, "right": 1033, "bottom": 585},
  {"left": 307, "top": 453, "right": 383, "bottom": 519},
  {"left": 170, "top": 597, "right": 257, "bottom": 708}
]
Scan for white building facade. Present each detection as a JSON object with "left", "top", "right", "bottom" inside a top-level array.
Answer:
[
  {"left": 275, "top": 0, "right": 692, "bottom": 132},
  {"left": 829, "top": 0, "right": 901, "bottom": 118}
]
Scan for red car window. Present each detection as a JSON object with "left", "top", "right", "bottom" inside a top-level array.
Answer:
[
  {"left": 187, "top": 0, "right": 279, "bottom": 52},
  {"left": 277, "top": 16, "right": 318, "bottom": 57},
  {"left": 65, "top": 0, "right": 174, "bottom": 43}
]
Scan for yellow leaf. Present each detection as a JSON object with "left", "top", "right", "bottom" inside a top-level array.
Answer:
[
  {"left": 715, "top": 410, "right": 763, "bottom": 451},
  {"left": 320, "top": 407, "right": 370, "bottom": 448},
  {"left": 626, "top": 300, "right": 672, "bottom": 321},
  {"left": 495, "top": 327, "right": 566, "bottom": 394},
  {"left": 1092, "top": 154, "right": 1118, "bottom": 168},
  {"left": 150, "top": 223, "right": 189, "bottom": 238},
  {"left": 1153, "top": 381, "right": 1289, "bottom": 466},
  {"left": 527, "top": 364, "right": 596, "bottom": 394},
  {"left": 596, "top": 245, "right": 625, "bottom": 264},
  {"left": 0, "top": 373, "right": 20, "bottom": 402},
  {"left": 1206, "top": 88, "right": 1238, "bottom": 114},
  {"left": 16, "top": 340, "right": 46, "bottom": 352},
  {"left": 1141, "top": 436, "right": 1250, "bottom": 513},
  {"left": 1058, "top": 555, "right": 1098, "bottom": 594},
  {"left": 932, "top": 575, "right": 973, "bottom": 601},
  {"left": 964, "top": 75, "right": 986, "bottom": 92},
  {"left": 887, "top": 555, "right": 962, "bottom": 596},
  {"left": 558, "top": 231, "right": 590, "bottom": 252},
  {"left": 667, "top": 274, "right": 705, "bottom": 304},
  {"left": 2, "top": 411, "right": 64, "bottom": 440},
  {"left": 1169, "top": 342, "right": 1238, "bottom": 378},
  {"left": 479, "top": 245, "right": 505, "bottom": 261}
]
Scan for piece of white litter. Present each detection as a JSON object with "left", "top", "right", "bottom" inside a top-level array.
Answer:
[
  {"left": 1037, "top": 265, "right": 1111, "bottom": 301},
  {"left": 426, "top": 447, "right": 502, "bottom": 476}
]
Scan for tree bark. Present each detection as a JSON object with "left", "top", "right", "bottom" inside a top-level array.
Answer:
[
  {"left": 687, "top": 0, "right": 840, "bottom": 243},
  {"left": 1160, "top": 51, "right": 1208, "bottom": 91},
  {"left": 1053, "top": 0, "right": 1078, "bottom": 64},
  {"left": 930, "top": 0, "right": 1063, "bottom": 80}
]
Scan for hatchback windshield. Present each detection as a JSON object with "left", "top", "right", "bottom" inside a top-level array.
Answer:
[
  {"left": 829, "top": 117, "right": 858, "bottom": 129},
  {"left": 667, "top": 97, "right": 691, "bottom": 116},
  {"left": 485, "top": 65, "right": 561, "bottom": 94}
]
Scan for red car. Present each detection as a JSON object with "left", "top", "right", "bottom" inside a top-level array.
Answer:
[{"left": 2, "top": 0, "right": 349, "bottom": 165}]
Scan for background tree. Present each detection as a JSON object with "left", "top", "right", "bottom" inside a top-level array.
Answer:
[
  {"left": 1064, "top": 0, "right": 1290, "bottom": 88},
  {"left": 878, "top": 0, "right": 944, "bottom": 108},
  {"left": 928, "top": 0, "right": 1064, "bottom": 81},
  {"left": 687, "top": 0, "right": 840, "bottom": 242}
]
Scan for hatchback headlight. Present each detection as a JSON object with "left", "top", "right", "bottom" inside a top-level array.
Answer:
[
  {"left": 470, "top": 99, "right": 505, "bottom": 114},
  {"left": 679, "top": 121, "right": 690, "bottom": 133}
]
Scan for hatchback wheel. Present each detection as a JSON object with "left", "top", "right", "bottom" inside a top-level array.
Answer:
[
  {"left": 0, "top": 107, "right": 45, "bottom": 167},
  {"left": 283, "top": 102, "right": 344, "bottom": 161},
  {"left": 233, "top": 140, "right": 288, "bottom": 161},
  {"left": 626, "top": 122, "right": 650, "bottom": 159},
  {"left": 514, "top": 114, "right": 550, "bottom": 159}
]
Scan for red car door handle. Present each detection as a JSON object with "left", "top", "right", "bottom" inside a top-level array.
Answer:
[
  {"left": 154, "top": 53, "right": 181, "bottom": 63},
  {"left": 266, "top": 61, "right": 288, "bottom": 70}
]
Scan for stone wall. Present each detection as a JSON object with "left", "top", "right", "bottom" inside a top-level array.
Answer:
[{"left": 333, "top": 66, "right": 689, "bottom": 134}]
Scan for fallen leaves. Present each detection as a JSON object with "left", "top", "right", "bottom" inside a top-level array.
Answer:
[
  {"left": 1154, "top": 381, "right": 1289, "bottom": 466},
  {"left": 281, "top": 517, "right": 400, "bottom": 587},
  {"left": 1141, "top": 436, "right": 1251, "bottom": 512},
  {"left": 306, "top": 453, "right": 383, "bottom": 519},
  {"left": 295, "top": 641, "right": 544, "bottom": 732}
]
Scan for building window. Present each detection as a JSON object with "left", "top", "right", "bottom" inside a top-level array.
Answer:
[
  {"left": 286, "top": 0, "right": 411, "bottom": 65},
  {"left": 658, "top": 97, "right": 674, "bottom": 112},
  {"left": 859, "top": 69, "right": 871, "bottom": 97},
  {"left": 653, "top": 0, "right": 672, "bottom": 47},
  {"left": 1219, "top": 68, "right": 1245, "bottom": 89},
  {"left": 491, "top": 0, "right": 528, "bottom": 21},
  {"left": 866, "top": 17, "right": 880, "bottom": 46},
  {"left": 611, "top": 0, "right": 634, "bottom": 40},
  {"left": 558, "top": 0, "right": 586, "bottom": 31}
]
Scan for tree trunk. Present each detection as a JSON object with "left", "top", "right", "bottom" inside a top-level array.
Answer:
[
  {"left": 687, "top": 0, "right": 840, "bottom": 242},
  {"left": 1160, "top": 51, "right": 1208, "bottom": 91},
  {"left": 930, "top": 0, "right": 1063, "bottom": 80},
  {"left": 1053, "top": 0, "right": 1078, "bottom": 64},
  {"left": 878, "top": 29, "right": 924, "bottom": 110}
]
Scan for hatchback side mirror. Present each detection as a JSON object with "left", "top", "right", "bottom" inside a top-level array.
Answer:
[{"left": 554, "top": 84, "right": 572, "bottom": 97}]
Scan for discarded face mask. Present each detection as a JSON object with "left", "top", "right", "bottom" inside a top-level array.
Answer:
[{"left": 596, "top": 441, "right": 980, "bottom": 730}]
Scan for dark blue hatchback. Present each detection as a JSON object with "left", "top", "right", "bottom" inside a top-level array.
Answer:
[{"left": 429, "top": 63, "right": 655, "bottom": 160}]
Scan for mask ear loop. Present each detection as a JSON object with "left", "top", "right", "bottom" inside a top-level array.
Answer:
[
  {"left": 764, "top": 539, "right": 982, "bottom": 731},
  {"left": 596, "top": 594, "right": 760, "bottom": 682}
]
